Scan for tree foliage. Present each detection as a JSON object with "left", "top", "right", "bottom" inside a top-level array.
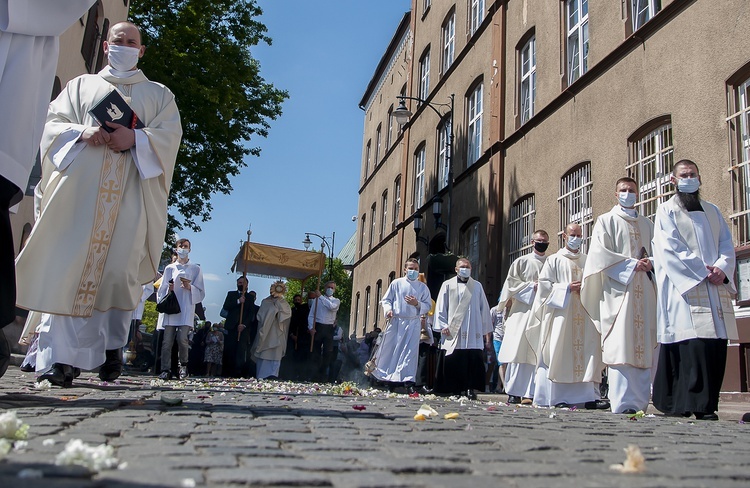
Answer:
[
  {"left": 141, "top": 300, "right": 159, "bottom": 333},
  {"left": 129, "top": 0, "right": 288, "bottom": 235},
  {"left": 284, "top": 258, "right": 353, "bottom": 334}
]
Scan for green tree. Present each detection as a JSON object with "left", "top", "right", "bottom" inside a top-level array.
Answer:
[
  {"left": 141, "top": 300, "right": 159, "bottom": 334},
  {"left": 129, "top": 0, "right": 288, "bottom": 235},
  {"left": 285, "top": 258, "right": 353, "bottom": 335}
]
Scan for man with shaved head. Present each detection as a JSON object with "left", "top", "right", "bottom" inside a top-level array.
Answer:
[{"left": 15, "top": 21, "right": 183, "bottom": 387}]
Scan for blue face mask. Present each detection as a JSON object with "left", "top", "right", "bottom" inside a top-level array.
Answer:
[
  {"left": 566, "top": 236, "right": 582, "bottom": 250},
  {"left": 325, "top": 288, "right": 334, "bottom": 297},
  {"left": 406, "top": 269, "right": 419, "bottom": 281},
  {"left": 457, "top": 268, "right": 471, "bottom": 279},
  {"left": 676, "top": 176, "right": 700, "bottom": 194}
]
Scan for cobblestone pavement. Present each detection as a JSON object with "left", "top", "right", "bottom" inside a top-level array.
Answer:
[{"left": 0, "top": 366, "right": 749, "bottom": 488}]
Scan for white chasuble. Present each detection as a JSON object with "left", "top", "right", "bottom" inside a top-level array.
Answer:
[
  {"left": 497, "top": 253, "right": 546, "bottom": 366},
  {"left": 533, "top": 249, "right": 603, "bottom": 384},
  {"left": 652, "top": 196, "right": 737, "bottom": 344},
  {"left": 581, "top": 206, "right": 657, "bottom": 368},
  {"left": 15, "top": 68, "right": 182, "bottom": 317},
  {"left": 252, "top": 297, "right": 293, "bottom": 362}
]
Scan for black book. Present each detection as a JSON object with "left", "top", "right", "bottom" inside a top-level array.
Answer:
[{"left": 88, "top": 89, "right": 145, "bottom": 133}]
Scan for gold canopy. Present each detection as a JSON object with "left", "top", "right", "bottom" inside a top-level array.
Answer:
[{"left": 231, "top": 241, "right": 325, "bottom": 281}]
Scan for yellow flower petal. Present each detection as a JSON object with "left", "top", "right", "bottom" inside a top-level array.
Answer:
[{"left": 444, "top": 412, "right": 459, "bottom": 420}]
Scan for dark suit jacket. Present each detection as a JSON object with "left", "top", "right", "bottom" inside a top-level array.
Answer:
[{"left": 222, "top": 291, "right": 258, "bottom": 333}]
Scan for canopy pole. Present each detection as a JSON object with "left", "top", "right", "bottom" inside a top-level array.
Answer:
[{"left": 310, "top": 252, "right": 325, "bottom": 353}]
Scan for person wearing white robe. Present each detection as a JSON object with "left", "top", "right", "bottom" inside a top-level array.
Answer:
[
  {"left": 433, "top": 258, "right": 493, "bottom": 399},
  {"left": 157, "top": 239, "right": 205, "bottom": 380},
  {"left": 532, "top": 223, "right": 604, "bottom": 408},
  {"left": 652, "top": 160, "right": 738, "bottom": 421},
  {"left": 371, "top": 259, "right": 432, "bottom": 391},
  {"left": 14, "top": 22, "right": 182, "bottom": 386},
  {"left": 252, "top": 283, "right": 293, "bottom": 380},
  {"left": 497, "top": 229, "right": 550, "bottom": 404},
  {"left": 581, "top": 177, "right": 657, "bottom": 414},
  {"left": 0, "top": 0, "right": 96, "bottom": 376}
]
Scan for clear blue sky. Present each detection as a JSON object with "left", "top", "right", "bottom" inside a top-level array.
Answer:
[{"left": 178, "top": 1, "right": 411, "bottom": 322}]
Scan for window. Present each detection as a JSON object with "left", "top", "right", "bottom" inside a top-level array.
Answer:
[
  {"left": 566, "top": 0, "right": 588, "bottom": 85},
  {"left": 626, "top": 120, "right": 673, "bottom": 221},
  {"left": 469, "top": 0, "right": 485, "bottom": 35},
  {"left": 520, "top": 36, "right": 536, "bottom": 124},
  {"left": 370, "top": 203, "right": 377, "bottom": 248},
  {"left": 375, "top": 280, "right": 383, "bottom": 328},
  {"left": 423, "top": 0, "right": 431, "bottom": 16},
  {"left": 632, "top": 0, "right": 661, "bottom": 31},
  {"left": 389, "top": 271, "right": 396, "bottom": 283},
  {"left": 386, "top": 105, "right": 394, "bottom": 149},
  {"left": 419, "top": 50, "right": 431, "bottom": 101},
  {"left": 437, "top": 118, "right": 451, "bottom": 189},
  {"left": 414, "top": 145, "right": 426, "bottom": 209},
  {"left": 359, "top": 214, "right": 367, "bottom": 256},
  {"left": 354, "top": 292, "right": 360, "bottom": 336},
  {"left": 442, "top": 12, "right": 455, "bottom": 74},
  {"left": 558, "top": 163, "right": 593, "bottom": 252},
  {"left": 80, "top": 2, "right": 103, "bottom": 73},
  {"left": 462, "top": 220, "right": 480, "bottom": 279},
  {"left": 467, "top": 82, "right": 483, "bottom": 165},
  {"left": 728, "top": 74, "right": 750, "bottom": 246},
  {"left": 381, "top": 191, "right": 388, "bottom": 239},
  {"left": 375, "top": 125, "right": 382, "bottom": 165},
  {"left": 509, "top": 194, "right": 536, "bottom": 263},
  {"left": 94, "top": 19, "right": 110, "bottom": 72},
  {"left": 364, "top": 140, "right": 371, "bottom": 180},
  {"left": 364, "top": 286, "right": 371, "bottom": 334},
  {"left": 394, "top": 176, "right": 402, "bottom": 228}
]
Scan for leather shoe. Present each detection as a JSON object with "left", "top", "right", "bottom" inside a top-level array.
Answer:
[
  {"left": 98, "top": 349, "right": 122, "bottom": 381},
  {"left": 695, "top": 412, "right": 719, "bottom": 421},
  {"left": 404, "top": 384, "right": 417, "bottom": 395},
  {"left": 555, "top": 402, "right": 571, "bottom": 409},
  {"left": 507, "top": 395, "right": 521, "bottom": 404},
  {"left": 621, "top": 408, "right": 638, "bottom": 415},
  {"left": 464, "top": 389, "right": 477, "bottom": 400},
  {"left": 521, "top": 397, "right": 533, "bottom": 405},
  {"left": 584, "top": 399, "right": 611, "bottom": 410},
  {"left": 38, "top": 363, "right": 75, "bottom": 388}
]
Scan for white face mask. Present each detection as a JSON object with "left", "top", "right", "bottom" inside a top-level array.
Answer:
[
  {"left": 566, "top": 236, "right": 582, "bottom": 250},
  {"left": 457, "top": 268, "right": 471, "bottom": 279},
  {"left": 676, "top": 176, "right": 700, "bottom": 194},
  {"left": 325, "top": 288, "right": 334, "bottom": 297},
  {"left": 406, "top": 269, "right": 419, "bottom": 281},
  {"left": 618, "top": 191, "right": 636, "bottom": 208},
  {"left": 107, "top": 44, "right": 140, "bottom": 71},
  {"left": 175, "top": 248, "right": 190, "bottom": 258}
]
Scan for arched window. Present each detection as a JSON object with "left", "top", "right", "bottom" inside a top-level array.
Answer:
[
  {"left": 727, "top": 62, "right": 750, "bottom": 246},
  {"left": 375, "top": 280, "right": 383, "bottom": 328},
  {"left": 467, "top": 79, "right": 483, "bottom": 166},
  {"left": 558, "top": 162, "right": 592, "bottom": 251},
  {"left": 461, "top": 219, "right": 480, "bottom": 278},
  {"left": 509, "top": 194, "right": 536, "bottom": 262},
  {"left": 626, "top": 116, "right": 673, "bottom": 221},
  {"left": 81, "top": 2, "right": 104, "bottom": 73}
]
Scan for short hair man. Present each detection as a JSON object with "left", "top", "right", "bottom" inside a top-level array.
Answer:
[
  {"left": 308, "top": 281, "right": 340, "bottom": 382},
  {"left": 433, "top": 258, "right": 493, "bottom": 399},
  {"left": 532, "top": 223, "right": 605, "bottom": 409},
  {"left": 369, "top": 258, "right": 432, "bottom": 393},
  {"left": 221, "top": 276, "right": 259, "bottom": 378},
  {"left": 15, "top": 22, "right": 182, "bottom": 387},
  {"left": 497, "top": 229, "right": 550, "bottom": 404},
  {"left": 651, "top": 160, "right": 738, "bottom": 420},
  {"left": 581, "top": 177, "right": 658, "bottom": 414}
]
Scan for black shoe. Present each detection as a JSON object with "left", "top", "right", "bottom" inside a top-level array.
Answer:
[
  {"left": 418, "top": 386, "right": 433, "bottom": 394},
  {"left": 507, "top": 395, "right": 521, "bottom": 404},
  {"left": 555, "top": 402, "right": 571, "bottom": 409},
  {"left": 584, "top": 399, "right": 610, "bottom": 410},
  {"left": 465, "top": 389, "right": 477, "bottom": 400},
  {"left": 695, "top": 412, "right": 719, "bottom": 421},
  {"left": 0, "top": 330, "right": 10, "bottom": 378},
  {"left": 98, "top": 349, "right": 122, "bottom": 381},
  {"left": 621, "top": 408, "right": 638, "bottom": 415},
  {"left": 405, "top": 384, "right": 417, "bottom": 395},
  {"left": 38, "top": 363, "right": 75, "bottom": 387}
]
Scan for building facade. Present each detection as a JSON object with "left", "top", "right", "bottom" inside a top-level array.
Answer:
[{"left": 352, "top": 0, "right": 750, "bottom": 390}]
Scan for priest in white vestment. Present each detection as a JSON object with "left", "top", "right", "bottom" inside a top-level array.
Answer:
[
  {"left": 371, "top": 259, "right": 432, "bottom": 392},
  {"left": 652, "top": 160, "right": 737, "bottom": 421},
  {"left": 251, "top": 282, "right": 293, "bottom": 380},
  {"left": 0, "top": 0, "right": 96, "bottom": 375},
  {"left": 581, "top": 177, "right": 658, "bottom": 414},
  {"left": 532, "top": 223, "right": 604, "bottom": 408},
  {"left": 433, "top": 258, "right": 493, "bottom": 399},
  {"left": 497, "top": 229, "right": 550, "bottom": 404},
  {"left": 14, "top": 22, "right": 182, "bottom": 387}
]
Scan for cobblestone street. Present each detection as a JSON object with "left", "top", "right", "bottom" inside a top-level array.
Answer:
[{"left": 0, "top": 366, "right": 749, "bottom": 487}]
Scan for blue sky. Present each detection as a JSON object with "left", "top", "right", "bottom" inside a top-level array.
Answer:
[{"left": 178, "top": 1, "right": 411, "bottom": 322}]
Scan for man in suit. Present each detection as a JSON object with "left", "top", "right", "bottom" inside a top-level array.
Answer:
[{"left": 221, "top": 277, "right": 259, "bottom": 377}]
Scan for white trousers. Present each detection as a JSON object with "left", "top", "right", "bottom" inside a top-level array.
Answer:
[
  {"left": 504, "top": 362, "right": 536, "bottom": 398},
  {"left": 534, "top": 362, "right": 599, "bottom": 407},
  {"left": 255, "top": 358, "right": 281, "bottom": 379},
  {"left": 608, "top": 364, "right": 652, "bottom": 413},
  {"left": 36, "top": 309, "right": 131, "bottom": 372}
]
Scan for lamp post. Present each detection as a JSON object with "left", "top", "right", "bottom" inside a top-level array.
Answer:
[
  {"left": 303, "top": 232, "right": 335, "bottom": 278},
  {"left": 393, "top": 94, "right": 454, "bottom": 245}
]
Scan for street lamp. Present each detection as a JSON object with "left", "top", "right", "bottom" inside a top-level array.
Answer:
[
  {"left": 395, "top": 94, "right": 454, "bottom": 243},
  {"left": 413, "top": 213, "right": 428, "bottom": 246},
  {"left": 303, "top": 232, "right": 335, "bottom": 277}
]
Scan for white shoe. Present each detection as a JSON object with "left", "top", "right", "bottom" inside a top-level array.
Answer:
[{"left": 179, "top": 365, "right": 188, "bottom": 380}]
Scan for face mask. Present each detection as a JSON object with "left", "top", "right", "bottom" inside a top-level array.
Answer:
[
  {"left": 107, "top": 44, "right": 140, "bottom": 71},
  {"left": 308, "top": 299, "right": 315, "bottom": 307},
  {"left": 406, "top": 269, "right": 419, "bottom": 281},
  {"left": 676, "top": 176, "right": 700, "bottom": 194},
  {"left": 533, "top": 242, "right": 549, "bottom": 253},
  {"left": 325, "top": 288, "right": 334, "bottom": 297},
  {"left": 566, "top": 236, "right": 582, "bottom": 250},
  {"left": 457, "top": 268, "right": 471, "bottom": 279},
  {"left": 237, "top": 286, "right": 244, "bottom": 292},
  {"left": 618, "top": 191, "right": 637, "bottom": 208},
  {"left": 175, "top": 248, "right": 190, "bottom": 258}
]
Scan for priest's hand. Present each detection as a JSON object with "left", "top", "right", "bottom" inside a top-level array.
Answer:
[
  {"left": 105, "top": 121, "right": 136, "bottom": 151},
  {"left": 706, "top": 265, "right": 726, "bottom": 285},
  {"left": 635, "top": 258, "right": 652, "bottom": 272},
  {"left": 385, "top": 310, "right": 393, "bottom": 319},
  {"left": 404, "top": 295, "right": 418, "bottom": 307},
  {"left": 81, "top": 126, "right": 111, "bottom": 147},
  {"left": 569, "top": 281, "right": 582, "bottom": 293}
]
